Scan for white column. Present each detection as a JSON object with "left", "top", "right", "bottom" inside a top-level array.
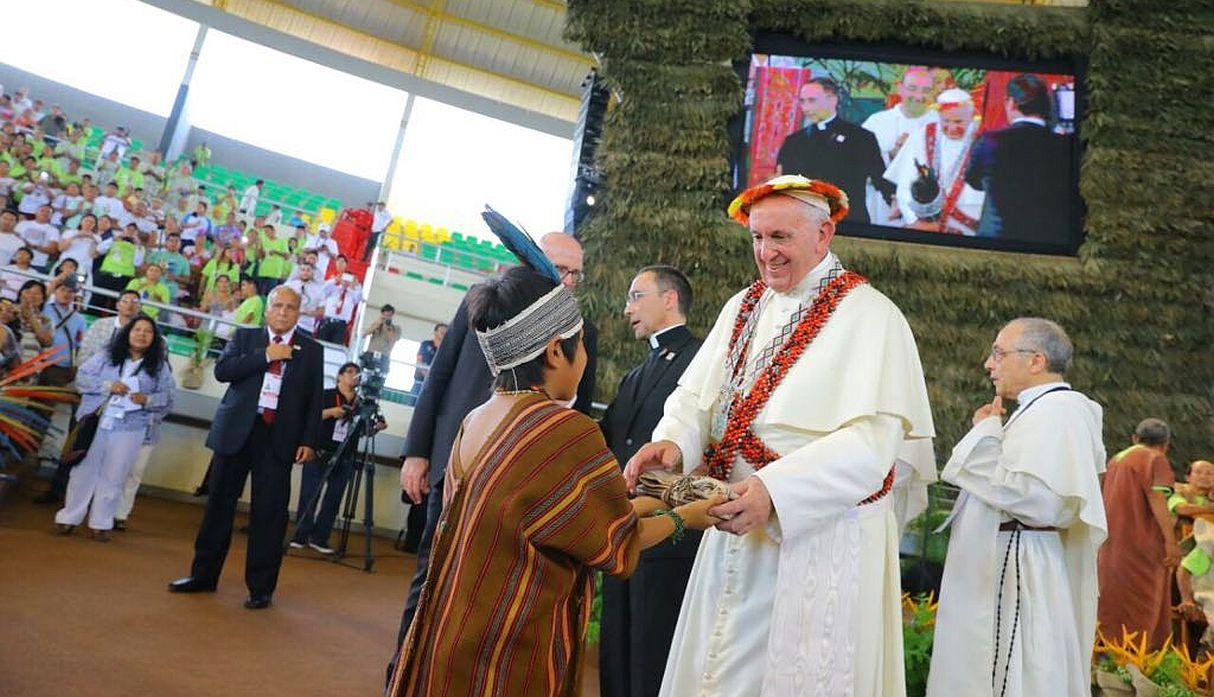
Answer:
[{"left": 378, "top": 93, "right": 416, "bottom": 203}]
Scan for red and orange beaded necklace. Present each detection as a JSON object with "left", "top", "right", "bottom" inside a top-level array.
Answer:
[{"left": 703, "top": 270, "right": 866, "bottom": 482}]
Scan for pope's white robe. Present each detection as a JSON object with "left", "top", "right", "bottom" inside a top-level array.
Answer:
[
  {"left": 654, "top": 254, "right": 935, "bottom": 697},
  {"left": 861, "top": 107, "right": 937, "bottom": 225},
  {"left": 884, "top": 121, "right": 984, "bottom": 234},
  {"left": 927, "top": 383, "right": 1107, "bottom": 697}
]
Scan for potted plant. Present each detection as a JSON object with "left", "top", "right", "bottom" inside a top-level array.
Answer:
[
  {"left": 1092, "top": 628, "right": 1212, "bottom": 696},
  {"left": 181, "top": 328, "right": 213, "bottom": 390}
]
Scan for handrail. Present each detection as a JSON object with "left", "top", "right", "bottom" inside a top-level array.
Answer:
[{"left": 4, "top": 266, "right": 353, "bottom": 355}]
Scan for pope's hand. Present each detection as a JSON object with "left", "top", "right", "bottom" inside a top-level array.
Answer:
[
  {"left": 710, "top": 476, "right": 773, "bottom": 536},
  {"left": 623, "top": 440, "right": 682, "bottom": 492},
  {"left": 972, "top": 395, "right": 1005, "bottom": 426}
]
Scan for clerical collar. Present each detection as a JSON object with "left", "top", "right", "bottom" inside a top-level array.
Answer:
[
  {"left": 1012, "top": 116, "right": 1047, "bottom": 128},
  {"left": 648, "top": 323, "right": 687, "bottom": 350},
  {"left": 813, "top": 115, "right": 837, "bottom": 131},
  {"left": 780, "top": 251, "right": 842, "bottom": 302},
  {"left": 1016, "top": 380, "right": 1070, "bottom": 406}
]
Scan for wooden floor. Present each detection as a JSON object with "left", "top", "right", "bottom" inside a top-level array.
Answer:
[{"left": 0, "top": 481, "right": 601, "bottom": 696}]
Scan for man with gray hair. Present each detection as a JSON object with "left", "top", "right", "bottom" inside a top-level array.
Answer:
[
  {"left": 929, "top": 317, "right": 1108, "bottom": 697},
  {"left": 1096, "top": 417, "right": 1179, "bottom": 650}
]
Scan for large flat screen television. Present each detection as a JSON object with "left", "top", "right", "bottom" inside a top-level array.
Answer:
[{"left": 732, "top": 33, "right": 1086, "bottom": 255}]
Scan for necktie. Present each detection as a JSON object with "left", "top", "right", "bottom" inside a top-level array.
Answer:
[
  {"left": 268, "top": 335, "right": 284, "bottom": 376},
  {"left": 336, "top": 288, "right": 347, "bottom": 316},
  {"left": 262, "top": 336, "right": 283, "bottom": 425}
]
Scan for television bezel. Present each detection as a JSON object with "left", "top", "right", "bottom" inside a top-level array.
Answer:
[{"left": 729, "top": 31, "right": 1089, "bottom": 256}]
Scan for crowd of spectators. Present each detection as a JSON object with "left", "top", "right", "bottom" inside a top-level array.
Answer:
[
  {"left": 0, "top": 84, "right": 365, "bottom": 352},
  {"left": 0, "top": 84, "right": 376, "bottom": 510}
]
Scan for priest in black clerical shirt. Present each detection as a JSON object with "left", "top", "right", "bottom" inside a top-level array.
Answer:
[
  {"left": 599, "top": 265, "right": 704, "bottom": 697},
  {"left": 776, "top": 76, "right": 894, "bottom": 225}
]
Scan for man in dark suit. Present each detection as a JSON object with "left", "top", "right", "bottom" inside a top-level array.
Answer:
[
  {"left": 169, "top": 285, "right": 323, "bottom": 609},
  {"left": 966, "top": 73, "right": 1073, "bottom": 244},
  {"left": 776, "top": 77, "right": 895, "bottom": 225},
  {"left": 389, "top": 232, "right": 598, "bottom": 676},
  {"left": 599, "top": 265, "right": 703, "bottom": 697}
]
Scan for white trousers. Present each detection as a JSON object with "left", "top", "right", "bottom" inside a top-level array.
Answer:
[
  {"left": 55, "top": 427, "right": 145, "bottom": 530},
  {"left": 115, "top": 444, "right": 155, "bottom": 520}
]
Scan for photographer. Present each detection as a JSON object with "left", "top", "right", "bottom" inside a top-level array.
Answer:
[
  {"left": 290, "top": 361, "right": 385, "bottom": 554},
  {"left": 362, "top": 304, "right": 400, "bottom": 371},
  {"left": 317, "top": 260, "right": 361, "bottom": 344}
]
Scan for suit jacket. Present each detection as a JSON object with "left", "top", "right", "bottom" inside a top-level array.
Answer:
[
  {"left": 965, "top": 121, "right": 1073, "bottom": 244},
  {"left": 599, "top": 325, "right": 703, "bottom": 560},
  {"left": 403, "top": 297, "right": 598, "bottom": 486},
  {"left": 776, "top": 117, "right": 894, "bottom": 225},
  {"left": 206, "top": 326, "right": 324, "bottom": 462}
]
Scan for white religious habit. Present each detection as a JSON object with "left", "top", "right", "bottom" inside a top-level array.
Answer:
[
  {"left": 927, "top": 382, "right": 1107, "bottom": 697},
  {"left": 655, "top": 252, "right": 936, "bottom": 697},
  {"left": 885, "top": 113, "right": 984, "bottom": 236},
  {"left": 861, "top": 105, "right": 937, "bottom": 224}
]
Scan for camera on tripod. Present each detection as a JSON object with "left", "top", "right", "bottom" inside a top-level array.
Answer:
[
  {"left": 351, "top": 350, "right": 387, "bottom": 420},
  {"left": 287, "top": 352, "right": 389, "bottom": 571}
]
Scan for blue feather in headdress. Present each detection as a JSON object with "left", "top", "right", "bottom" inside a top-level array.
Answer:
[{"left": 481, "top": 206, "right": 560, "bottom": 284}]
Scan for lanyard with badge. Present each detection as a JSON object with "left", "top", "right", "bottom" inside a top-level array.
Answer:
[
  {"left": 258, "top": 335, "right": 290, "bottom": 410},
  {"left": 332, "top": 392, "right": 352, "bottom": 442},
  {"left": 101, "top": 359, "right": 143, "bottom": 430}
]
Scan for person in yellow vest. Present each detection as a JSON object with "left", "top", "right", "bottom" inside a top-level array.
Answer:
[
  {"left": 97, "top": 222, "right": 143, "bottom": 310},
  {"left": 233, "top": 277, "right": 265, "bottom": 327},
  {"left": 255, "top": 224, "right": 291, "bottom": 297},
  {"left": 1176, "top": 466, "right": 1214, "bottom": 646},
  {"left": 125, "top": 262, "right": 171, "bottom": 319}
]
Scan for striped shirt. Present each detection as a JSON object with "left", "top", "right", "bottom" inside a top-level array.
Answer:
[{"left": 391, "top": 393, "right": 640, "bottom": 696}]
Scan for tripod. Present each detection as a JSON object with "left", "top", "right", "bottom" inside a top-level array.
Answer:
[{"left": 287, "top": 404, "right": 381, "bottom": 572}]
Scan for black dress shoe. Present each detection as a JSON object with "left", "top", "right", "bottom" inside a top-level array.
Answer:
[
  {"left": 168, "top": 576, "right": 218, "bottom": 593},
  {"left": 244, "top": 594, "right": 272, "bottom": 610},
  {"left": 112, "top": 519, "right": 127, "bottom": 532}
]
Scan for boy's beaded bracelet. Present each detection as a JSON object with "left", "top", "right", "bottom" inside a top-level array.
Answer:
[{"left": 653, "top": 508, "right": 686, "bottom": 545}]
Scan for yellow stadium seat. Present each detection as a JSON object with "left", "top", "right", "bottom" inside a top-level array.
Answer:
[
  {"left": 404, "top": 220, "right": 420, "bottom": 240},
  {"left": 420, "top": 223, "right": 437, "bottom": 244},
  {"left": 436, "top": 226, "right": 451, "bottom": 243},
  {"left": 319, "top": 208, "right": 337, "bottom": 225},
  {"left": 383, "top": 232, "right": 403, "bottom": 251}
]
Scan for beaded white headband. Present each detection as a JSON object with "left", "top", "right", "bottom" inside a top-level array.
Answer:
[{"left": 475, "top": 284, "right": 583, "bottom": 376}]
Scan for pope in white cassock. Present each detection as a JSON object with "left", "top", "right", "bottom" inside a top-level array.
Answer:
[
  {"left": 861, "top": 66, "right": 939, "bottom": 225},
  {"left": 885, "top": 88, "right": 985, "bottom": 236},
  {"left": 927, "top": 318, "right": 1107, "bottom": 697},
  {"left": 625, "top": 174, "right": 936, "bottom": 697}
]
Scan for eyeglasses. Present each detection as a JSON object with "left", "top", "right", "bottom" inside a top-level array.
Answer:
[
  {"left": 987, "top": 347, "right": 1038, "bottom": 362},
  {"left": 555, "top": 265, "right": 584, "bottom": 284},
  {"left": 625, "top": 290, "right": 659, "bottom": 305}
]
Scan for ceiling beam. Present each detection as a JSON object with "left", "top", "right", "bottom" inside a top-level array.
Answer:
[
  {"left": 380, "top": 0, "right": 591, "bottom": 66},
  {"left": 138, "top": 0, "right": 576, "bottom": 135},
  {"left": 223, "top": 0, "right": 581, "bottom": 104},
  {"left": 412, "top": 0, "right": 446, "bottom": 76}
]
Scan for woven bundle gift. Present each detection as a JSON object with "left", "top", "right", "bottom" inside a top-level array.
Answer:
[{"left": 636, "top": 470, "right": 734, "bottom": 508}]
